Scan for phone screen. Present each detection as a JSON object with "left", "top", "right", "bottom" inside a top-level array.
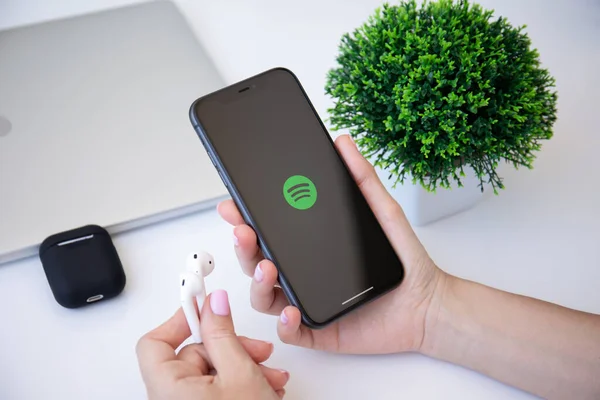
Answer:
[{"left": 192, "top": 69, "right": 404, "bottom": 325}]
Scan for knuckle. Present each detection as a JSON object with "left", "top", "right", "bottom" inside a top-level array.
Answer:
[
  {"left": 278, "top": 332, "right": 294, "bottom": 345},
  {"left": 365, "top": 161, "right": 377, "bottom": 176},
  {"left": 381, "top": 200, "right": 404, "bottom": 223},
  {"left": 250, "top": 292, "right": 267, "bottom": 312},
  {"left": 237, "top": 360, "right": 261, "bottom": 380},
  {"left": 355, "top": 163, "right": 380, "bottom": 193},
  {"left": 207, "top": 327, "right": 235, "bottom": 342},
  {"left": 135, "top": 334, "right": 149, "bottom": 356}
]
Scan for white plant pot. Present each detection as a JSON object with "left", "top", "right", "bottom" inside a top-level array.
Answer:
[{"left": 374, "top": 165, "right": 492, "bottom": 227}]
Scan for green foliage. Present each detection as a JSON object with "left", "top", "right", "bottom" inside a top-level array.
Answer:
[{"left": 325, "top": 0, "right": 558, "bottom": 192}]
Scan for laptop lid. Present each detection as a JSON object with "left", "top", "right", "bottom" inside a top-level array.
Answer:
[{"left": 0, "top": 1, "right": 228, "bottom": 264}]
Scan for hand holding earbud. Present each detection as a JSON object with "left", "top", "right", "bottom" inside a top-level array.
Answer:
[
  {"left": 180, "top": 251, "right": 215, "bottom": 343},
  {"left": 137, "top": 291, "right": 289, "bottom": 399}
]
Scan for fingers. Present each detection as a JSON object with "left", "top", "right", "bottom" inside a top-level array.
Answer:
[
  {"left": 276, "top": 306, "right": 317, "bottom": 350},
  {"left": 177, "top": 336, "right": 289, "bottom": 393},
  {"left": 218, "top": 200, "right": 290, "bottom": 316},
  {"left": 233, "top": 224, "right": 263, "bottom": 277},
  {"left": 251, "top": 260, "right": 290, "bottom": 315},
  {"left": 236, "top": 336, "right": 275, "bottom": 363},
  {"left": 218, "top": 200, "right": 265, "bottom": 277},
  {"left": 259, "top": 365, "right": 290, "bottom": 392},
  {"left": 334, "top": 135, "right": 425, "bottom": 264},
  {"left": 176, "top": 344, "right": 211, "bottom": 375},
  {"left": 136, "top": 308, "right": 191, "bottom": 376},
  {"left": 217, "top": 199, "right": 245, "bottom": 225},
  {"left": 177, "top": 336, "right": 273, "bottom": 375},
  {"left": 200, "top": 290, "right": 256, "bottom": 381}
]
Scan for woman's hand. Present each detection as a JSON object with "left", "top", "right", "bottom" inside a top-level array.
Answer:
[
  {"left": 218, "top": 134, "right": 447, "bottom": 354},
  {"left": 217, "top": 134, "right": 600, "bottom": 399},
  {"left": 136, "top": 290, "right": 290, "bottom": 399}
]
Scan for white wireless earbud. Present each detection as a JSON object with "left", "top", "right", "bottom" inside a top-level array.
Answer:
[
  {"left": 185, "top": 251, "right": 215, "bottom": 276},
  {"left": 180, "top": 251, "right": 215, "bottom": 343}
]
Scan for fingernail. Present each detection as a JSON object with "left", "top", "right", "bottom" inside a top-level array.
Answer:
[
  {"left": 280, "top": 309, "right": 289, "bottom": 325},
  {"left": 233, "top": 232, "right": 239, "bottom": 247},
  {"left": 267, "top": 342, "right": 274, "bottom": 355},
  {"left": 254, "top": 263, "right": 264, "bottom": 282},
  {"left": 210, "top": 290, "right": 230, "bottom": 316}
]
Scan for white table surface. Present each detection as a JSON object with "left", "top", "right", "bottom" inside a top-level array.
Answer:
[{"left": 1, "top": 1, "right": 599, "bottom": 399}]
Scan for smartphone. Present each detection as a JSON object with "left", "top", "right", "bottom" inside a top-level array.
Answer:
[{"left": 189, "top": 68, "right": 404, "bottom": 328}]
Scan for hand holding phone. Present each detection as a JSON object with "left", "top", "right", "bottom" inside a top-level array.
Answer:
[
  {"left": 190, "top": 68, "right": 413, "bottom": 328},
  {"left": 218, "top": 134, "right": 444, "bottom": 354}
]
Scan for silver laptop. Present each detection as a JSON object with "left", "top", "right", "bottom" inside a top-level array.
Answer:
[{"left": 0, "top": 1, "right": 229, "bottom": 264}]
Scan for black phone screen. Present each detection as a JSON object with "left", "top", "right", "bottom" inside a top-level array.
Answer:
[{"left": 192, "top": 68, "right": 404, "bottom": 326}]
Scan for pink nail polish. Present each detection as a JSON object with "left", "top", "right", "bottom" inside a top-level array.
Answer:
[
  {"left": 280, "top": 309, "right": 289, "bottom": 325},
  {"left": 233, "top": 232, "right": 239, "bottom": 246},
  {"left": 210, "top": 290, "right": 230, "bottom": 316},
  {"left": 254, "top": 263, "right": 264, "bottom": 282}
]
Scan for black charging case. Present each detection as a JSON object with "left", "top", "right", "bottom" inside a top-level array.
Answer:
[{"left": 39, "top": 225, "right": 126, "bottom": 308}]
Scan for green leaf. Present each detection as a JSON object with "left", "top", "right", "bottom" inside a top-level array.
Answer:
[{"left": 324, "top": 0, "right": 557, "bottom": 194}]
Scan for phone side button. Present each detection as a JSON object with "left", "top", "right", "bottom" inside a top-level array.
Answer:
[
  {"left": 216, "top": 168, "right": 228, "bottom": 187},
  {"left": 207, "top": 151, "right": 217, "bottom": 166}
]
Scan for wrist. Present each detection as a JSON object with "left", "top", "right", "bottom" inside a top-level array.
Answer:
[{"left": 418, "top": 270, "right": 460, "bottom": 358}]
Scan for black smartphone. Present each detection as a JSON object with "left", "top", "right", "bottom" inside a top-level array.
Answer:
[{"left": 189, "top": 68, "right": 404, "bottom": 328}]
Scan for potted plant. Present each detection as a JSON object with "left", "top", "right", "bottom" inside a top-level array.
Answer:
[{"left": 325, "top": 0, "right": 558, "bottom": 226}]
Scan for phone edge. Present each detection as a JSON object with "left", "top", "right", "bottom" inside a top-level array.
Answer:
[
  {"left": 188, "top": 82, "right": 321, "bottom": 328},
  {"left": 188, "top": 67, "right": 405, "bottom": 329}
]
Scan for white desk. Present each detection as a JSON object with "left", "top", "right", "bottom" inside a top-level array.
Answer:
[{"left": 1, "top": 1, "right": 599, "bottom": 399}]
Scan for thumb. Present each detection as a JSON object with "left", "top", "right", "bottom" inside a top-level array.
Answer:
[
  {"left": 334, "top": 134, "right": 428, "bottom": 267},
  {"left": 200, "top": 290, "right": 255, "bottom": 381}
]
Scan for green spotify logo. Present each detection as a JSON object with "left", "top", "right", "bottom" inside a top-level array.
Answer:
[{"left": 283, "top": 175, "right": 317, "bottom": 210}]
